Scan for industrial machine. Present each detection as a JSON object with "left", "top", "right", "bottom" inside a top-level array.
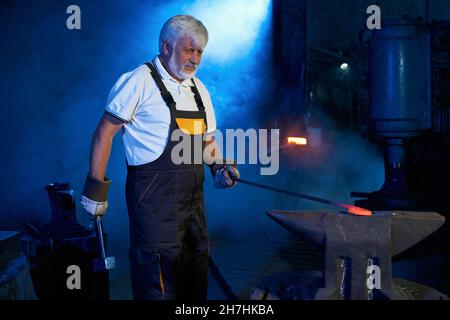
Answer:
[
  {"left": 353, "top": 17, "right": 450, "bottom": 214},
  {"left": 247, "top": 16, "right": 450, "bottom": 300}
]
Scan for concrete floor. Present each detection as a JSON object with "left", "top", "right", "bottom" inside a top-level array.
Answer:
[
  {"left": 109, "top": 230, "right": 323, "bottom": 300},
  {"left": 109, "top": 229, "right": 450, "bottom": 300}
]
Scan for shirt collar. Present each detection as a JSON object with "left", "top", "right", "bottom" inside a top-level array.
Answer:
[{"left": 153, "top": 56, "right": 194, "bottom": 88}]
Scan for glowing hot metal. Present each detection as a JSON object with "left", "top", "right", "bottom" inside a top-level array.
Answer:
[{"left": 335, "top": 203, "right": 372, "bottom": 216}]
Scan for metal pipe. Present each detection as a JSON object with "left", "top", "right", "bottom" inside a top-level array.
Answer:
[
  {"left": 208, "top": 257, "right": 238, "bottom": 300},
  {"left": 236, "top": 178, "right": 372, "bottom": 216}
]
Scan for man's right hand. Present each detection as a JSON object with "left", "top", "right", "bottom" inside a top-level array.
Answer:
[
  {"left": 80, "top": 195, "right": 108, "bottom": 218},
  {"left": 81, "top": 174, "right": 112, "bottom": 219}
]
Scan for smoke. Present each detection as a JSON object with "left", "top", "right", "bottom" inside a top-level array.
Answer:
[
  {"left": 183, "top": 0, "right": 271, "bottom": 64},
  {"left": 205, "top": 107, "right": 386, "bottom": 241},
  {"left": 0, "top": 0, "right": 384, "bottom": 287},
  {"left": 0, "top": 0, "right": 273, "bottom": 285}
]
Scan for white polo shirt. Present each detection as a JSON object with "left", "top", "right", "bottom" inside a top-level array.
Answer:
[{"left": 105, "top": 57, "right": 217, "bottom": 166}]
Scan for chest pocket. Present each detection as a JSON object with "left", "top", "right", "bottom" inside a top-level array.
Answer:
[{"left": 175, "top": 118, "right": 206, "bottom": 135}]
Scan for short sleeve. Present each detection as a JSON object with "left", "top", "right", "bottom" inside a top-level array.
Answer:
[{"left": 105, "top": 68, "right": 147, "bottom": 123}]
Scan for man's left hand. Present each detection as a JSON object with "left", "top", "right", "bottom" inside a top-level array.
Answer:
[{"left": 213, "top": 164, "right": 240, "bottom": 189}]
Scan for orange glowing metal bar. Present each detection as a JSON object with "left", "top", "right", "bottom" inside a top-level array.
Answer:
[
  {"left": 336, "top": 203, "right": 373, "bottom": 216},
  {"left": 348, "top": 207, "right": 373, "bottom": 216},
  {"left": 236, "top": 178, "right": 374, "bottom": 217},
  {"left": 287, "top": 137, "right": 308, "bottom": 145}
]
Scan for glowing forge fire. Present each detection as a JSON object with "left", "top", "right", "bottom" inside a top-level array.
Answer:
[{"left": 287, "top": 137, "right": 308, "bottom": 145}]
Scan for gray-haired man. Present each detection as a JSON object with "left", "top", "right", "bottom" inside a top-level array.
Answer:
[{"left": 80, "top": 15, "right": 239, "bottom": 300}]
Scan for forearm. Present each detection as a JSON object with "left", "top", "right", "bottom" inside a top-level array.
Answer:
[
  {"left": 204, "top": 137, "right": 224, "bottom": 166},
  {"left": 81, "top": 113, "right": 122, "bottom": 213},
  {"left": 89, "top": 127, "right": 113, "bottom": 181},
  {"left": 81, "top": 129, "right": 112, "bottom": 215}
]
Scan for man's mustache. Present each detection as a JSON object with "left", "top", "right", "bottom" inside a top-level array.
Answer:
[{"left": 184, "top": 62, "right": 198, "bottom": 69}]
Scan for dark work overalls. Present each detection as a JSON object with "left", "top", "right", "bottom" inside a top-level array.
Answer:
[{"left": 125, "top": 61, "right": 209, "bottom": 300}]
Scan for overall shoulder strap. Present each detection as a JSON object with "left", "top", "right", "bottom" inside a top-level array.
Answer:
[
  {"left": 144, "top": 61, "right": 176, "bottom": 110},
  {"left": 190, "top": 79, "right": 208, "bottom": 130},
  {"left": 190, "top": 79, "right": 206, "bottom": 113}
]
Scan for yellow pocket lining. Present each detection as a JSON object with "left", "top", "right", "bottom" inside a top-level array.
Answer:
[{"left": 175, "top": 118, "right": 206, "bottom": 135}]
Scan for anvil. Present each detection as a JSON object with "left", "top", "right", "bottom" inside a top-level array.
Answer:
[{"left": 265, "top": 210, "right": 446, "bottom": 300}]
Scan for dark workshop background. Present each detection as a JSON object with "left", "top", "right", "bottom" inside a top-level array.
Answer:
[{"left": 1, "top": 0, "right": 449, "bottom": 297}]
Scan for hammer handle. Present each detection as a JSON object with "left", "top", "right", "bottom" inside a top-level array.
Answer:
[{"left": 95, "top": 216, "right": 107, "bottom": 258}]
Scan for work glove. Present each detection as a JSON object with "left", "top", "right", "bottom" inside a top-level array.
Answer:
[
  {"left": 80, "top": 196, "right": 108, "bottom": 218},
  {"left": 210, "top": 163, "right": 240, "bottom": 189},
  {"left": 80, "top": 174, "right": 111, "bottom": 219}
]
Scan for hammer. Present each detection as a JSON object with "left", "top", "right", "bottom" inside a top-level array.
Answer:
[{"left": 92, "top": 216, "right": 115, "bottom": 272}]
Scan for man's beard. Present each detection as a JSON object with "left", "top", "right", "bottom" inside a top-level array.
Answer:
[{"left": 168, "top": 53, "right": 198, "bottom": 80}]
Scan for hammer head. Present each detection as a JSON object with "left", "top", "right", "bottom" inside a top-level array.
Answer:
[{"left": 93, "top": 256, "right": 115, "bottom": 272}]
